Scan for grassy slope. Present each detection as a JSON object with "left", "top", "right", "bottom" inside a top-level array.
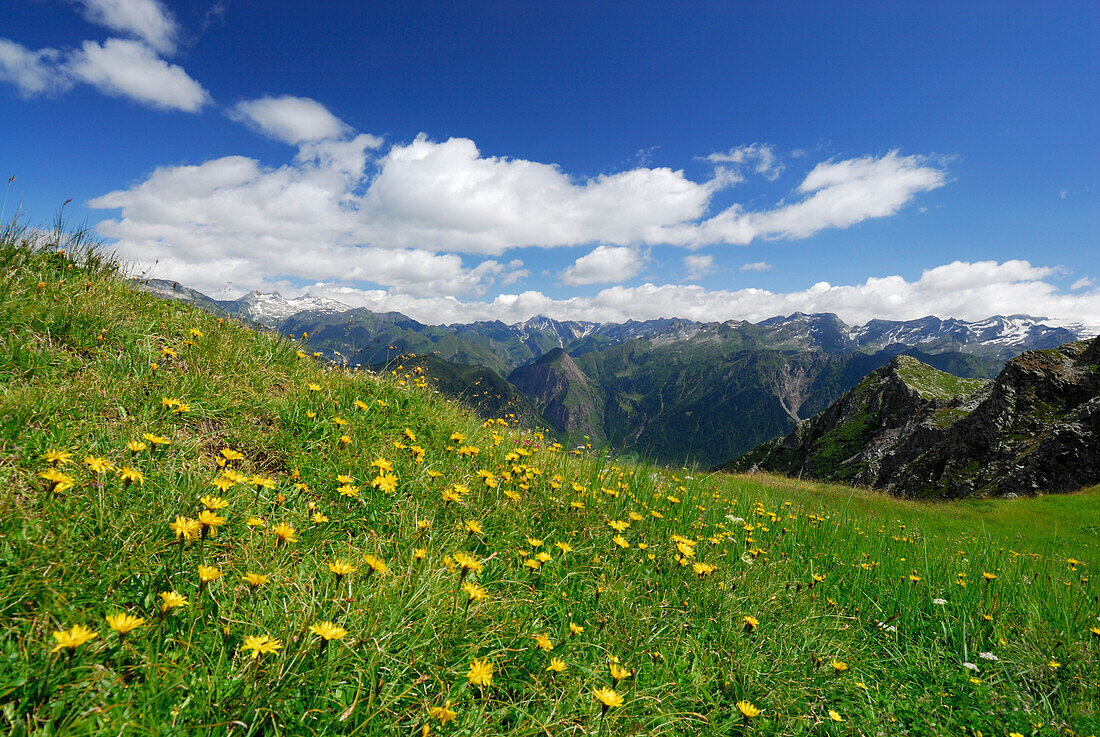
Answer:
[{"left": 0, "top": 225, "right": 1097, "bottom": 736}]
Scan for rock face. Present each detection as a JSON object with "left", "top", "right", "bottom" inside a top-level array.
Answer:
[
  {"left": 508, "top": 348, "right": 606, "bottom": 444},
  {"left": 725, "top": 337, "right": 1100, "bottom": 498}
]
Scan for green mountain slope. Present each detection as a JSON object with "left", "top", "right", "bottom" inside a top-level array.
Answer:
[{"left": 3, "top": 226, "right": 1097, "bottom": 734}]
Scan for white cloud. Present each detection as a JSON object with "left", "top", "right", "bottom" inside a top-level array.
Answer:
[
  {"left": 704, "top": 143, "right": 783, "bottom": 180},
  {"left": 671, "top": 150, "right": 946, "bottom": 247},
  {"left": 1071, "top": 277, "right": 1094, "bottom": 290},
  {"left": 560, "top": 246, "right": 644, "bottom": 286},
  {"left": 78, "top": 0, "right": 180, "bottom": 55},
  {"left": 356, "top": 134, "right": 722, "bottom": 254},
  {"left": 295, "top": 260, "right": 1100, "bottom": 333},
  {"left": 0, "top": 39, "right": 71, "bottom": 96},
  {"left": 68, "top": 39, "right": 209, "bottom": 111},
  {"left": 683, "top": 254, "right": 714, "bottom": 280},
  {"left": 88, "top": 135, "right": 524, "bottom": 299},
  {"left": 88, "top": 123, "right": 950, "bottom": 307},
  {"left": 230, "top": 96, "right": 353, "bottom": 145},
  {"left": 740, "top": 261, "right": 773, "bottom": 272}
]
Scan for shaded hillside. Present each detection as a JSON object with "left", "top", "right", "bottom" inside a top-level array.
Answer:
[
  {"left": 372, "top": 354, "right": 559, "bottom": 438},
  {"left": 726, "top": 339, "right": 1100, "bottom": 498},
  {"left": 507, "top": 348, "right": 606, "bottom": 445}
]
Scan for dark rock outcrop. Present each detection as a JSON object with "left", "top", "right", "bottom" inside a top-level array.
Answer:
[{"left": 724, "top": 337, "right": 1100, "bottom": 498}]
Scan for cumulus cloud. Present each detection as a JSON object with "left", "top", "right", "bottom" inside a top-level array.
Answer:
[
  {"left": 0, "top": 39, "right": 72, "bottom": 96},
  {"left": 88, "top": 111, "right": 950, "bottom": 307},
  {"left": 296, "top": 260, "right": 1100, "bottom": 333},
  {"left": 78, "top": 0, "right": 180, "bottom": 55},
  {"left": 668, "top": 151, "right": 947, "bottom": 247},
  {"left": 356, "top": 135, "right": 722, "bottom": 254},
  {"left": 230, "top": 96, "right": 353, "bottom": 145},
  {"left": 740, "top": 261, "right": 773, "bottom": 272},
  {"left": 683, "top": 254, "right": 714, "bottom": 280},
  {"left": 88, "top": 134, "right": 525, "bottom": 299},
  {"left": 704, "top": 143, "right": 783, "bottom": 180},
  {"left": 560, "top": 246, "right": 644, "bottom": 286},
  {"left": 68, "top": 38, "right": 209, "bottom": 111}
]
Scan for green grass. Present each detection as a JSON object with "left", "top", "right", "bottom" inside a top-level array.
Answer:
[
  {"left": 892, "top": 354, "right": 988, "bottom": 401},
  {"left": 0, "top": 220, "right": 1097, "bottom": 736}
]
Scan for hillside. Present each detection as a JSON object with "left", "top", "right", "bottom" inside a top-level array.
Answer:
[
  {"left": 1, "top": 225, "right": 1097, "bottom": 735},
  {"left": 727, "top": 345, "right": 1100, "bottom": 498}
]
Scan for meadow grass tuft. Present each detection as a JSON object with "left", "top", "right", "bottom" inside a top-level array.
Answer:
[{"left": 0, "top": 220, "right": 1097, "bottom": 735}]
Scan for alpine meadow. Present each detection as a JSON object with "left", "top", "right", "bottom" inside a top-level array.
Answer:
[{"left": 1, "top": 220, "right": 1098, "bottom": 735}]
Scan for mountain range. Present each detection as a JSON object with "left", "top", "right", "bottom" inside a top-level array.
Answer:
[{"left": 132, "top": 277, "right": 1093, "bottom": 467}]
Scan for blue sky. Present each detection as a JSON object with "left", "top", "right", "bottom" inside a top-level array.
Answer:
[{"left": 1, "top": 0, "right": 1097, "bottom": 327}]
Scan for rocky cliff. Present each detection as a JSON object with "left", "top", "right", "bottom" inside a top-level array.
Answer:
[
  {"left": 725, "top": 337, "right": 1100, "bottom": 498},
  {"left": 508, "top": 348, "right": 606, "bottom": 445}
]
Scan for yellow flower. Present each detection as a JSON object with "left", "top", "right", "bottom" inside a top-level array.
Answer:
[
  {"left": 39, "top": 468, "right": 76, "bottom": 492},
  {"left": 527, "top": 537, "right": 543, "bottom": 547},
  {"left": 830, "top": 659, "right": 848, "bottom": 673},
  {"left": 453, "top": 552, "right": 483, "bottom": 578},
  {"left": 83, "top": 455, "right": 114, "bottom": 474},
  {"left": 533, "top": 633, "right": 553, "bottom": 651},
  {"left": 312, "top": 511, "right": 329, "bottom": 523},
  {"left": 467, "top": 657, "right": 493, "bottom": 687},
  {"left": 117, "top": 466, "right": 145, "bottom": 485},
  {"left": 251, "top": 475, "right": 276, "bottom": 490},
  {"left": 159, "top": 590, "right": 188, "bottom": 612},
  {"left": 828, "top": 709, "right": 844, "bottom": 722},
  {"left": 246, "top": 517, "right": 266, "bottom": 529},
  {"left": 241, "top": 634, "right": 282, "bottom": 659},
  {"left": 329, "top": 559, "right": 357, "bottom": 579},
  {"left": 363, "top": 554, "right": 389, "bottom": 575},
  {"left": 209, "top": 476, "right": 236, "bottom": 492},
  {"left": 694, "top": 562, "right": 717, "bottom": 577},
  {"left": 170, "top": 515, "right": 201, "bottom": 540},
  {"left": 126, "top": 440, "right": 147, "bottom": 453},
  {"left": 1048, "top": 660, "right": 1061, "bottom": 669},
  {"left": 612, "top": 535, "right": 630, "bottom": 549},
  {"left": 41, "top": 449, "right": 73, "bottom": 466},
  {"left": 742, "top": 615, "right": 759, "bottom": 632},
  {"left": 220, "top": 448, "right": 245, "bottom": 463},
  {"left": 308, "top": 383, "right": 321, "bottom": 391},
  {"left": 555, "top": 541, "right": 573, "bottom": 554},
  {"left": 609, "top": 661, "right": 632, "bottom": 683},
  {"left": 198, "top": 565, "right": 222, "bottom": 584},
  {"left": 143, "top": 433, "right": 170, "bottom": 447},
  {"left": 271, "top": 522, "right": 297, "bottom": 545},
  {"left": 50, "top": 624, "right": 98, "bottom": 653},
  {"left": 546, "top": 657, "right": 567, "bottom": 673},
  {"left": 309, "top": 621, "right": 348, "bottom": 641},
  {"left": 594, "top": 687, "right": 623, "bottom": 711},
  {"left": 982, "top": 571, "right": 997, "bottom": 581},
  {"left": 371, "top": 473, "right": 397, "bottom": 494},
  {"left": 243, "top": 572, "right": 269, "bottom": 588},
  {"left": 200, "top": 495, "right": 229, "bottom": 510},
  {"left": 106, "top": 612, "right": 145, "bottom": 637},
  {"left": 414, "top": 548, "right": 427, "bottom": 560},
  {"left": 198, "top": 509, "right": 226, "bottom": 536},
  {"left": 736, "top": 700, "right": 761, "bottom": 718},
  {"left": 569, "top": 621, "right": 584, "bottom": 636},
  {"left": 429, "top": 700, "right": 456, "bottom": 725},
  {"left": 463, "top": 582, "right": 488, "bottom": 603}
]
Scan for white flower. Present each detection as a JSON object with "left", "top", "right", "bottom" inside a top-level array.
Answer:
[
  {"left": 876, "top": 621, "right": 897, "bottom": 633},
  {"left": 978, "top": 652, "right": 999, "bottom": 661},
  {"left": 932, "top": 598, "right": 947, "bottom": 606},
  {"left": 726, "top": 515, "right": 746, "bottom": 525},
  {"left": 963, "top": 662, "right": 979, "bottom": 672}
]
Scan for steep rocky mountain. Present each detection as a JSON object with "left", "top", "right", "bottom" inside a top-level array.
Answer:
[
  {"left": 129, "top": 279, "right": 349, "bottom": 327},
  {"left": 725, "top": 337, "right": 1100, "bottom": 498},
  {"left": 508, "top": 348, "right": 607, "bottom": 443}
]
